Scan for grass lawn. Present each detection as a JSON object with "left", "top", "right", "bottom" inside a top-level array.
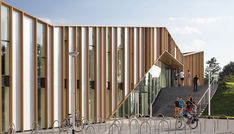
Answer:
[{"left": 203, "top": 81, "right": 234, "bottom": 116}]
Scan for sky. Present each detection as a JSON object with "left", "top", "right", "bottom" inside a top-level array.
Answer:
[{"left": 5, "top": 0, "right": 234, "bottom": 68}]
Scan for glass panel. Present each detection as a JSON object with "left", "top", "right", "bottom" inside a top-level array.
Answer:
[
  {"left": 106, "top": 27, "right": 111, "bottom": 118},
  {"left": 1, "top": 5, "right": 10, "bottom": 132},
  {"left": 89, "top": 27, "right": 95, "bottom": 122},
  {"left": 112, "top": 61, "right": 163, "bottom": 117},
  {"left": 117, "top": 28, "right": 124, "bottom": 105},
  {"left": 37, "top": 22, "right": 46, "bottom": 128}
]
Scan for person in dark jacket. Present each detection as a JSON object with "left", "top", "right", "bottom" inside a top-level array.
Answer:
[{"left": 193, "top": 75, "right": 199, "bottom": 92}]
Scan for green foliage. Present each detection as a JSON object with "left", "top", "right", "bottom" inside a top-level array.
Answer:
[
  {"left": 220, "top": 62, "right": 234, "bottom": 80},
  {"left": 205, "top": 57, "right": 221, "bottom": 80}
]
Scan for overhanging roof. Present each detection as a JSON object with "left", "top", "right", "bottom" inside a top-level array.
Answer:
[{"left": 158, "top": 51, "right": 183, "bottom": 69}]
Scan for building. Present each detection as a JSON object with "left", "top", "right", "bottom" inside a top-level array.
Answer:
[{"left": 0, "top": 1, "right": 204, "bottom": 132}]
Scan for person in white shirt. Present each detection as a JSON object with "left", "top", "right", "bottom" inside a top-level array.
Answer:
[{"left": 180, "top": 70, "right": 185, "bottom": 86}]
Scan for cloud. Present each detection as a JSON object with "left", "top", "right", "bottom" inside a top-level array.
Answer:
[
  {"left": 189, "top": 17, "right": 222, "bottom": 25},
  {"left": 171, "top": 26, "right": 201, "bottom": 35},
  {"left": 169, "top": 17, "right": 176, "bottom": 21}
]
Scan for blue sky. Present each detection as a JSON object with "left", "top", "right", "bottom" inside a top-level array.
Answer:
[{"left": 5, "top": 0, "right": 234, "bottom": 68}]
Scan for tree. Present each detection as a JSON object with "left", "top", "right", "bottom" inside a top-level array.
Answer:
[
  {"left": 219, "top": 61, "right": 234, "bottom": 81},
  {"left": 205, "top": 57, "right": 221, "bottom": 83}
]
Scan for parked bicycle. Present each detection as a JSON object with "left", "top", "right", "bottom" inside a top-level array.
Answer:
[{"left": 61, "top": 112, "right": 83, "bottom": 132}]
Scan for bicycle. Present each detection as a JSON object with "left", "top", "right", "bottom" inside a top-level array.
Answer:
[
  {"left": 176, "top": 111, "right": 199, "bottom": 129},
  {"left": 61, "top": 113, "right": 84, "bottom": 132}
]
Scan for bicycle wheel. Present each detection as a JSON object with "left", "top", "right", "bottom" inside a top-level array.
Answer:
[
  {"left": 189, "top": 118, "right": 198, "bottom": 129},
  {"left": 176, "top": 117, "right": 183, "bottom": 129}
]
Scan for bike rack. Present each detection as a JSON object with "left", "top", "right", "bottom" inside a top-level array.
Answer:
[
  {"left": 84, "top": 124, "right": 96, "bottom": 134},
  {"left": 139, "top": 120, "right": 151, "bottom": 134},
  {"left": 108, "top": 123, "right": 121, "bottom": 134},
  {"left": 157, "top": 119, "right": 169, "bottom": 134},
  {"left": 31, "top": 122, "right": 41, "bottom": 134},
  {"left": 204, "top": 116, "right": 216, "bottom": 132},
  {"left": 156, "top": 113, "right": 165, "bottom": 118},
  {"left": 217, "top": 115, "right": 229, "bottom": 131},
  {"left": 164, "top": 117, "right": 172, "bottom": 129},
  {"left": 51, "top": 120, "right": 61, "bottom": 133},
  {"left": 8, "top": 122, "right": 15, "bottom": 134},
  {"left": 129, "top": 118, "right": 139, "bottom": 134}
]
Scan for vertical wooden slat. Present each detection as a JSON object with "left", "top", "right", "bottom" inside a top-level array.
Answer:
[
  {"left": 51, "top": 26, "right": 54, "bottom": 123},
  {"left": 122, "top": 28, "right": 125, "bottom": 100},
  {"left": 114, "top": 27, "right": 117, "bottom": 109},
  {"left": 109, "top": 27, "right": 112, "bottom": 117},
  {"left": 78, "top": 27, "right": 82, "bottom": 119},
  {"left": 45, "top": 24, "right": 48, "bottom": 128},
  {"left": 86, "top": 27, "right": 89, "bottom": 120},
  {"left": 61, "top": 26, "right": 65, "bottom": 120},
  {"left": 103, "top": 27, "right": 106, "bottom": 119},
  {"left": 20, "top": 12, "right": 24, "bottom": 131},
  {"left": 94, "top": 27, "right": 97, "bottom": 122},
  {"left": 65, "top": 27, "right": 69, "bottom": 116},
  {"left": 9, "top": 6, "right": 13, "bottom": 125},
  {"left": 99, "top": 27, "right": 102, "bottom": 122},
  {"left": 131, "top": 28, "right": 134, "bottom": 90},
  {"left": 137, "top": 28, "right": 140, "bottom": 82}
]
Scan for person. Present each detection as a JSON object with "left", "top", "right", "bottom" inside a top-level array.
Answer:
[
  {"left": 193, "top": 75, "right": 199, "bottom": 92},
  {"left": 174, "top": 97, "right": 180, "bottom": 118},
  {"left": 187, "top": 70, "right": 191, "bottom": 86},
  {"left": 174, "top": 70, "right": 178, "bottom": 87},
  {"left": 178, "top": 97, "right": 185, "bottom": 114},
  {"left": 180, "top": 70, "right": 185, "bottom": 86},
  {"left": 186, "top": 96, "right": 193, "bottom": 113}
]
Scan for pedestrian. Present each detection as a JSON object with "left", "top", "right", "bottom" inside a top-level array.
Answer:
[
  {"left": 180, "top": 70, "right": 185, "bottom": 86},
  {"left": 178, "top": 97, "right": 185, "bottom": 114},
  {"left": 174, "top": 97, "right": 180, "bottom": 118},
  {"left": 187, "top": 70, "right": 191, "bottom": 86},
  {"left": 174, "top": 70, "right": 178, "bottom": 87},
  {"left": 193, "top": 75, "right": 199, "bottom": 92}
]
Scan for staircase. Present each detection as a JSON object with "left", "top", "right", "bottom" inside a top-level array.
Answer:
[{"left": 152, "top": 85, "right": 208, "bottom": 117}]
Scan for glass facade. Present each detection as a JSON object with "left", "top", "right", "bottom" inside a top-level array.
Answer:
[
  {"left": 89, "top": 27, "right": 95, "bottom": 122},
  {"left": 115, "top": 61, "right": 163, "bottom": 117},
  {"left": 0, "top": 2, "right": 197, "bottom": 131},
  {"left": 37, "top": 22, "right": 46, "bottom": 128},
  {"left": 117, "top": 28, "right": 124, "bottom": 105},
  {"left": 1, "top": 5, "right": 10, "bottom": 131}
]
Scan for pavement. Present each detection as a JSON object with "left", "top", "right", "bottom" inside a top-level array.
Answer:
[
  {"left": 15, "top": 117, "right": 234, "bottom": 134},
  {"left": 152, "top": 85, "right": 208, "bottom": 117}
]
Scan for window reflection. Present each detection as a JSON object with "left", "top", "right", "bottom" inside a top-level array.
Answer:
[
  {"left": 37, "top": 23, "right": 46, "bottom": 128},
  {"left": 1, "top": 5, "right": 10, "bottom": 132},
  {"left": 89, "top": 27, "right": 95, "bottom": 122},
  {"left": 106, "top": 27, "right": 111, "bottom": 118},
  {"left": 117, "top": 28, "right": 124, "bottom": 105}
]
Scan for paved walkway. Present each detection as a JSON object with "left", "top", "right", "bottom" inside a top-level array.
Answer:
[
  {"left": 17, "top": 117, "right": 234, "bottom": 134},
  {"left": 152, "top": 85, "right": 208, "bottom": 117}
]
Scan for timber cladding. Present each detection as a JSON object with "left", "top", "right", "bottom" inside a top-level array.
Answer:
[
  {"left": 183, "top": 51, "right": 204, "bottom": 86},
  {"left": 0, "top": 1, "right": 205, "bottom": 132}
]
